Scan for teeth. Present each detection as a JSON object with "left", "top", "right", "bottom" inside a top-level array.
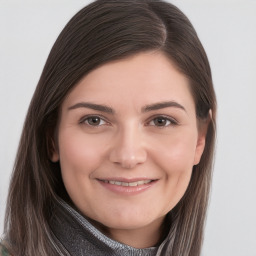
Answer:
[
  {"left": 103, "top": 179, "right": 153, "bottom": 186},
  {"left": 129, "top": 182, "right": 139, "bottom": 187}
]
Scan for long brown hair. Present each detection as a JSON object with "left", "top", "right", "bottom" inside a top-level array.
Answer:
[{"left": 3, "top": 0, "right": 216, "bottom": 255}]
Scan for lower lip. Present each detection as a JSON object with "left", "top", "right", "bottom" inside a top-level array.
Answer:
[{"left": 97, "top": 180, "right": 158, "bottom": 195}]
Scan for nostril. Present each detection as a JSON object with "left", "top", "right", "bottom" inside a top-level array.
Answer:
[{"left": 110, "top": 151, "right": 147, "bottom": 169}]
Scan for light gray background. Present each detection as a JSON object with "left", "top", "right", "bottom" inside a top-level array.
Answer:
[{"left": 1, "top": 1, "right": 256, "bottom": 255}]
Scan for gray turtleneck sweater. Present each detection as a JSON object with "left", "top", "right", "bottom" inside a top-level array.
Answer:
[{"left": 50, "top": 199, "right": 166, "bottom": 256}]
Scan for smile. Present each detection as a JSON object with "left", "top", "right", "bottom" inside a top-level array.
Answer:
[
  {"left": 97, "top": 178, "right": 158, "bottom": 195},
  {"left": 101, "top": 179, "right": 152, "bottom": 187}
]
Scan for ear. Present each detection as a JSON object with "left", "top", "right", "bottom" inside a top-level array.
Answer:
[
  {"left": 193, "top": 110, "right": 211, "bottom": 165},
  {"left": 51, "top": 148, "right": 59, "bottom": 162},
  {"left": 48, "top": 137, "right": 59, "bottom": 162}
]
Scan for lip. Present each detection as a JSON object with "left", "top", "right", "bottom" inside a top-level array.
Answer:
[{"left": 97, "top": 177, "right": 158, "bottom": 195}]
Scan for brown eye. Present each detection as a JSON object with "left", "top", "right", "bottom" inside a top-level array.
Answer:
[
  {"left": 148, "top": 116, "right": 177, "bottom": 127},
  {"left": 153, "top": 117, "right": 169, "bottom": 126},
  {"left": 83, "top": 116, "right": 106, "bottom": 126}
]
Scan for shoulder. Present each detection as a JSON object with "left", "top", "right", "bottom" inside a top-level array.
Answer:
[{"left": 0, "top": 244, "right": 12, "bottom": 256}]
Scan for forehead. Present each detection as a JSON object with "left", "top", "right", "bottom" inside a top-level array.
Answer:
[{"left": 63, "top": 51, "right": 195, "bottom": 112}]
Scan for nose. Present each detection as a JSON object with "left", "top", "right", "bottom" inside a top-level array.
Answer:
[{"left": 109, "top": 126, "right": 147, "bottom": 169}]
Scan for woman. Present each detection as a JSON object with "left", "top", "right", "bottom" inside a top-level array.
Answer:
[{"left": 1, "top": 0, "right": 216, "bottom": 255}]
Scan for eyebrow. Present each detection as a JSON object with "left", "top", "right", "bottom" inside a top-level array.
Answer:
[
  {"left": 68, "top": 102, "right": 114, "bottom": 114},
  {"left": 142, "top": 101, "right": 186, "bottom": 113},
  {"left": 68, "top": 100, "right": 186, "bottom": 114}
]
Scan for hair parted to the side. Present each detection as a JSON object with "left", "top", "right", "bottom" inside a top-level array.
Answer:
[{"left": 3, "top": 1, "right": 216, "bottom": 255}]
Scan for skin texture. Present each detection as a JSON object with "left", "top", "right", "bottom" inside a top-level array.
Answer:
[{"left": 52, "top": 51, "right": 207, "bottom": 248}]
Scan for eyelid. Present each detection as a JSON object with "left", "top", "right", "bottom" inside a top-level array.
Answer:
[
  {"left": 79, "top": 114, "right": 178, "bottom": 127},
  {"left": 146, "top": 115, "right": 179, "bottom": 126},
  {"left": 79, "top": 114, "right": 110, "bottom": 126}
]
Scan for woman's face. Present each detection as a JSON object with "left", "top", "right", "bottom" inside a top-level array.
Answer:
[{"left": 53, "top": 52, "right": 206, "bottom": 240}]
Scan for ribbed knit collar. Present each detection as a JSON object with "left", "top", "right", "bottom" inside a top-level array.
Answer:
[{"left": 50, "top": 199, "right": 161, "bottom": 256}]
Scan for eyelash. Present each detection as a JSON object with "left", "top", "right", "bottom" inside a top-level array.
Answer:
[
  {"left": 80, "top": 115, "right": 109, "bottom": 127},
  {"left": 146, "top": 115, "right": 178, "bottom": 127},
  {"left": 79, "top": 115, "right": 178, "bottom": 128}
]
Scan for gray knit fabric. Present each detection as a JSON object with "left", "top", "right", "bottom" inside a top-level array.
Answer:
[{"left": 50, "top": 199, "right": 161, "bottom": 256}]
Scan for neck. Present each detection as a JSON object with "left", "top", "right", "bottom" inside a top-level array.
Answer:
[
  {"left": 92, "top": 216, "right": 165, "bottom": 249},
  {"left": 51, "top": 199, "right": 161, "bottom": 256}
]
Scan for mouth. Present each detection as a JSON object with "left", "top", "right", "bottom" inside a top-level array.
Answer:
[
  {"left": 97, "top": 178, "right": 158, "bottom": 195},
  {"left": 99, "top": 179, "right": 154, "bottom": 187}
]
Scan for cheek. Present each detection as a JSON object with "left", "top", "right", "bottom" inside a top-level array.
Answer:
[
  {"left": 150, "top": 131, "right": 197, "bottom": 208},
  {"left": 151, "top": 130, "right": 198, "bottom": 173},
  {"left": 57, "top": 131, "right": 109, "bottom": 209},
  {"left": 58, "top": 131, "right": 105, "bottom": 177}
]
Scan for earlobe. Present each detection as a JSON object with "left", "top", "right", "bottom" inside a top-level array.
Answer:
[
  {"left": 193, "top": 110, "right": 211, "bottom": 165},
  {"left": 51, "top": 151, "right": 59, "bottom": 162},
  {"left": 48, "top": 137, "right": 59, "bottom": 162},
  {"left": 193, "top": 134, "right": 206, "bottom": 165}
]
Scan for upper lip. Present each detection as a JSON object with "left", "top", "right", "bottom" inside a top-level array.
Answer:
[{"left": 97, "top": 177, "right": 158, "bottom": 182}]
